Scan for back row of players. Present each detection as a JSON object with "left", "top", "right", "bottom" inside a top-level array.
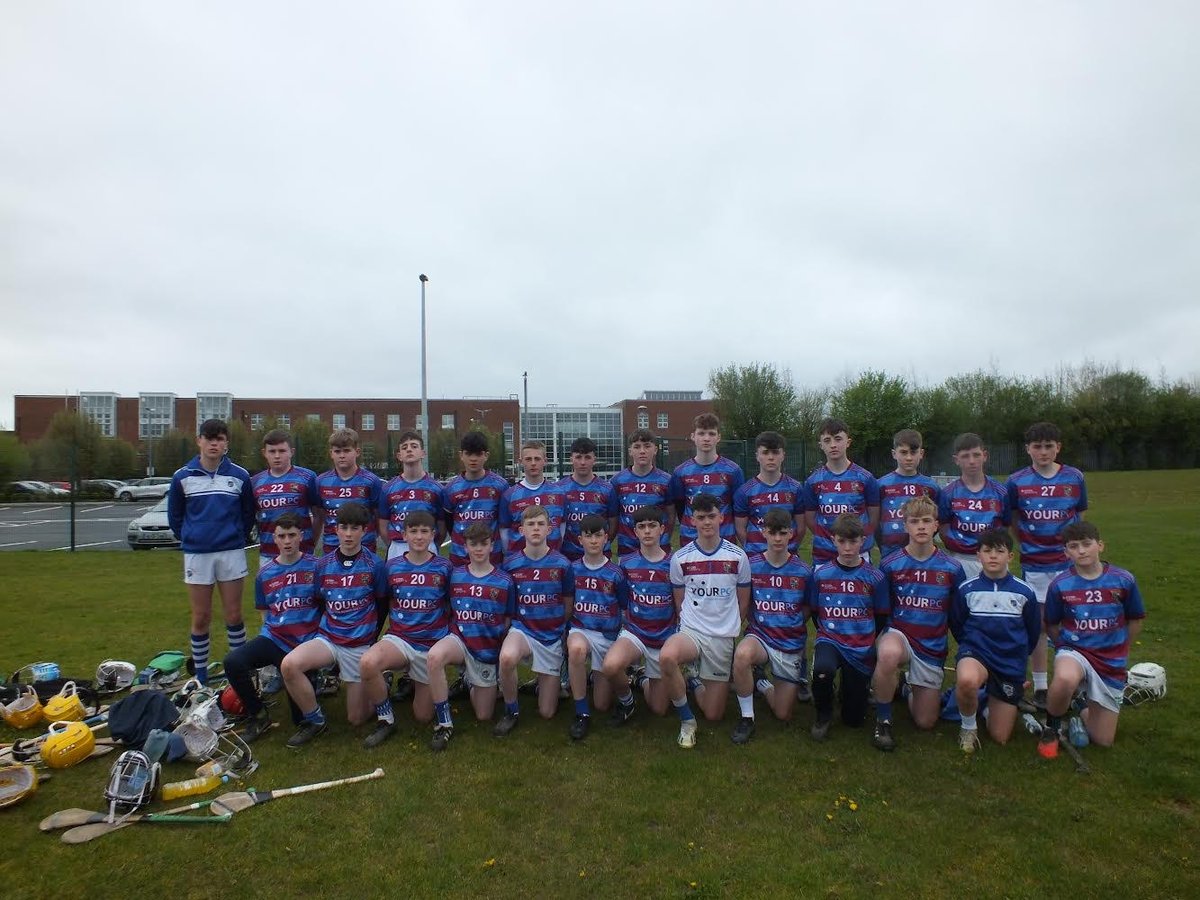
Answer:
[{"left": 203, "top": 415, "right": 1148, "bottom": 757}]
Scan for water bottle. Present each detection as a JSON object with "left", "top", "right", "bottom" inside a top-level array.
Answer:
[
  {"left": 159, "top": 773, "right": 225, "bottom": 800},
  {"left": 195, "top": 760, "right": 228, "bottom": 779}
]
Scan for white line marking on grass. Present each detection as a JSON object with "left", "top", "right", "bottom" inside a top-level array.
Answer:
[{"left": 49, "top": 540, "right": 123, "bottom": 551}]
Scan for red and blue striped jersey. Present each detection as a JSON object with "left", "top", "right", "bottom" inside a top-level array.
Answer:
[
  {"left": 879, "top": 548, "right": 965, "bottom": 666},
  {"left": 619, "top": 551, "right": 676, "bottom": 649},
  {"left": 443, "top": 471, "right": 508, "bottom": 565},
  {"left": 255, "top": 554, "right": 321, "bottom": 652},
  {"left": 569, "top": 558, "right": 628, "bottom": 639},
  {"left": 559, "top": 476, "right": 618, "bottom": 561},
  {"left": 1045, "top": 563, "right": 1145, "bottom": 691},
  {"left": 499, "top": 480, "right": 567, "bottom": 554},
  {"left": 875, "top": 472, "right": 940, "bottom": 551},
  {"left": 803, "top": 463, "right": 881, "bottom": 563},
  {"left": 747, "top": 553, "right": 812, "bottom": 654},
  {"left": 733, "top": 474, "right": 805, "bottom": 556},
  {"left": 504, "top": 550, "right": 574, "bottom": 645},
  {"left": 1006, "top": 465, "right": 1088, "bottom": 572},
  {"left": 315, "top": 548, "right": 386, "bottom": 648},
  {"left": 252, "top": 466, "right": 320, "bottom": 556},
  {"left": 938, "top": 477, "right": 1010, "bottom": 554},
  {"left": 670, "top": 456, "right": 745, "bottom": 545},
  {"left": 379, "top": 474, "right": 445, "bottom": 545},
  {"left": 448, "top": 566, "right": 515, "bottom": 665},
  {"left": 316, "top": 467, "right": 383, "bottom": 555},
  {"left": 611, "top": 467, "right": 674, "bottom": 554},
  {"left": 811, "top": 559, "right": 889, "bottom": 674},
  {"left": 383, "top": 552, "right": 453, "bottom": 649}
]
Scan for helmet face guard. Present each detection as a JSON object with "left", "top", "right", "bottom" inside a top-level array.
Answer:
[
  {"left": 1124, "top": 662, "right": 1167, "bottom": 705},
  {"left": 104, "top": 750, "right": 160, "bottom": 823},
  {"left": 172, "top": 717, "right": 257, "bottom": 778},
  {"left": 96, "top": 660, "right": 136, "bottom": 694}
]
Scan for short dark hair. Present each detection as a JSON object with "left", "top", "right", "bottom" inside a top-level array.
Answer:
[
  {"left": 262, "top": 428, "right": 292, "bottom": 448},
  {"left": 570, "top": 437, "right": 597, "bottom": 455},
  {"left": 579, "top": 514, "right": 607, "bottom": 534},
  {"left": 691, "top": 493, "right": 720, "bottom": 515},
  {"left": 819, "top": 417, "right": 849, "bottom": 438},
  {"left": 1061, "top": 521, "right": 1101, "bottom": 544},
  {"left": 1024, "top": 421, "right": 1062, "bottom": 444},
  {"left": 199, "top": 418, "right": 229, "bottom": 439},
  {"left": 762, "top": 508, "right": 793, "bottom": 533},
  {"left": 693, "top": 413, "right": 720, "bottom": 431},
  {"left": 830, "top": 512, "right": 863, "bottom": 540},
  {"left": 953, "top": 432, "right": 985, "bottom": 453},
  {"left": 274, "top": 511, "right": 303, "bottom": 532},
  {"left": 631, "top": 505, "right": 665, "bottom": 525},
  {"left": 404, "top": 510, "right": 436, "bottom": 531},
  {"left": 463, "top": 522, "right": 493, "bottom": 545},
  {"left": 755, "top": 431, "right": 785, "bottom": 451},
  {"left": 893, "top": 429, "right": 923, "bottom": 450},
  {"left": 460, "top": 431, "right": 490, "bottom": 454},
  {"left": 627, "top": 429, "right": 658, "bottom": 447},
  {"left": 396, "top": 429, "right": 424, "bottom": 448},
  {"left": 335, "top": 502, "right": 370, "bottom": 527},
  {"left": 978, "top": 527, "right": 1013, "bottom": 552}
]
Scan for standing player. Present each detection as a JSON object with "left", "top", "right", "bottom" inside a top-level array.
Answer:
[
  {"left": 602, "top": 505, "right": 676, "bottom": 724},
  {"left": 357, "top": 511, "right": 454, "bottom": 749},
  {"left": 872, "top": 497, "right": 965, "bottom": 751},
  {"left": 875, "top": 429, "right": 940, "bottom": 554},
  {"left": 424, "top": 523, "right": 516, "bottom": 751},
  {"left": 809, "top": 514, "right": 889, "bottom": 741},
  {"left": 803, "top": 418, "right": 880, "bottom": 566},
  {"left": 1006, "top": 421, "right": 1088, "bottom": 708},
  {"left": 938, "top": 433, "right": 1009, "bottom": 580},
  {"left": 1038, "top": 522, "right": 1145, "bottom": 756},
  {"left": 443, "top": 431, "right": 509, "bottom": 566},
  {"left": 559, "top": 437, "right": 618, "bottom": 562},
  {"left": 493, "top": 506, "right": 574, "bottom": 735},
  {"left": 611, "top": 429, "right": 676, "bottom": 556},
  {"left": 280, "top": 503, "right": 387, "bottom": 749},
  {"left": 500, "top": 440, "right": 566, "bottom": 555},
  {"left": 167, "top": 418, "right": 256, "bottom": 686},
  {"left": 565, "top": 515, "right": 629, "bottom": 740},
  {"left": 949, "top": 528, "right": 1040, "bottom": 754},
  {"left": 377, "top": 429, "right": 445, "bottom": 561},
  {"left": 660, "top": 494, "right": 751, "bottom": 749},
  {"left": 252, "top": 428, "right": 322, "bottom": 563},
  {"left": 316, "top": 428, "right": 383, "bottom": 556},
  {"left": 670, "top": 414, "right": 744, "bottom": 547},
  {"left": 730, "top": 509, "right": 812, "bottom": 744},
  {"left": 733, "top": 431, "right": 806, "bottom": 557}
]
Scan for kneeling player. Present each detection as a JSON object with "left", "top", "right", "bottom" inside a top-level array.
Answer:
[
  {"left": 730, "top": 508, "right": 812, "bottom": 745},
  {"left": 949, "top": 528, "right": 1040, "bottom": 754},
  {"left": 602, "top": 505, "right": 676, "bottom": 724},
  {"left": 810, "top": 514, "right": 889, "bottom": 741},
  {"left": 424, "top": 523, "right": 516, "bottom": 750},
  {"left": 1037, "top": 522, "right": 1145, "bottom": 756},
  {"left": 280, "top": 503, "right": 386, "bottom": 749},
  {"left": 871, "top": 497, "right": 965, "bottom": 751},
  {"left": 358, "top": 511, "right": 453, "bottom": 749}
]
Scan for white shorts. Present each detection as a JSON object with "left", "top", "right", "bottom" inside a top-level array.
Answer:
[
  {"left": 1055, "top": 648, "right": 1123, "bottom": 714},
  {"left": 443, "top": 634, "right": 498, "bottom": 688},
  {"left": 1023, "top": 568, "right": 1068, "bottom": 605},
  {"left": 740, "top": 634, "right": 806, "bottom": 685},
  {"left": 386, "top": 541, "right": 410, "bottom": 561},
  {"left": 948, "top": 551, "right": 983, "bottom": 581},
  {"left": 184, "top": 549, "right": 249, "bottom": 585},
  {"left": 881, "top": 628, "right": 944, "bottom": 690},
  {"left": 312, "top": 636, "right": 368, "bottom": 683},
  {"left": 379, "top": 634, "right": 430, "bottom": 685},
  {"left": 614, "top": 630, "right": 663, "bottom": 680},
  {"left": 678, "top": 626, "right": 735, "bottom": 682},
  {"left": 568, "top": 628, "right": 615, "bottom": 672},
  {"left": 509, "top": 628, "right": 565, "bottom": 677}
]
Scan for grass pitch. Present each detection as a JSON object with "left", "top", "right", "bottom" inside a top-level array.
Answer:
[{"left": 1, "top": 470, "right": 1197, "bottom": 898}]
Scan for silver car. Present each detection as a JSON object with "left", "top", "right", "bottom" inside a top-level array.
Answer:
[
  {"left": 116, "top": 477, "right": 172, "bottom": 502},
  {"left": 126, "top": 496, "right": 179, "bottom": 549}
]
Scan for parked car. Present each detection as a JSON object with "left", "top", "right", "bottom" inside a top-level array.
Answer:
[
  {"left": 116, "top": 477, "right": 173, "bottom": 502},
  {"left": 81, "top": 479, "right": 127, "bottom": 498},
  {"left": 126, "top": 496, "right": 180, "bottom": 549},
  {"left": 47, "top": 481, "right": 72, "bottom": 493},
  {"left": 7, "top": 480, "right": 69, "bottom": 499}
]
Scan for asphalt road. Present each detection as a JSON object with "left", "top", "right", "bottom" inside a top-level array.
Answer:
[{"left": 0, "top": 501, "right": 162, "bottom": 552}]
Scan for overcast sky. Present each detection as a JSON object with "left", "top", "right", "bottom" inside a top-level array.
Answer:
[{"left": 2, "top": 3, "right": 1197, "bottom": 429}]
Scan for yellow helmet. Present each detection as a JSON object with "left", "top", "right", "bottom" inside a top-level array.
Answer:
[
  {"left": 40, "top": 720, "right": 96, "bottom": 769},
  {"left": 0, "top": 765, "right": 39, "bottom": 809},
  {"left": 42, "top": 681, "right": 87, "bottom": 724},
  {"left": 1, "top": 685, "right": 43, "bottom": 730}
]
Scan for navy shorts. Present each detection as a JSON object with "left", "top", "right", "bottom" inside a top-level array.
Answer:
[{"left": 956, "top": 647, "right": 1024, "bottom": 707}]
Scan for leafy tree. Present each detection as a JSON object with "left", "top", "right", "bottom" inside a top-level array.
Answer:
[
  {"left": 0, "top": 433, "right": 30, "bottom": 483},
  {"left": 794, "top": 385, "right": 832, "bottom": 441},
  {"left": 290, "top": 417, "right": 332, "bottom": 473},
  {"left": 427, "top": 429, "right": 460, "bottom": 479},
  {"left": 830, "top": 370, "right": 916, "bottom": 464},
  {"left": 708, "top": 363, "right": 802, "bottom": 439},
  {"left": 151, "top": 429, "right": 197, "bottom": 475},
  {"left": 98, "top": 439, "right": 140, "bottom": 479}
]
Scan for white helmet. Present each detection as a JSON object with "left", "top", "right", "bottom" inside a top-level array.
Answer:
[
  {"left": 1124, "top": 662, "right": 1167, "bottom": 705},
  {"left": 96, "top": 660, "right": 137, "bottom": 694}
]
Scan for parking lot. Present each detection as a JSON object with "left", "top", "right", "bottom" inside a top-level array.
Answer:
[{"left": 0, "top": 501, "right": 162, "bottom": 551}]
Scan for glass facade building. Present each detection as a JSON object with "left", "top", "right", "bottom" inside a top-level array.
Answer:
[{"left": 520, "top": 407, "right": 623, "bottom": 478}]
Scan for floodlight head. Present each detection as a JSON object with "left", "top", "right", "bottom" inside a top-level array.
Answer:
[{"left": 419, "top": 274, "right": 429, "bottom": 283}]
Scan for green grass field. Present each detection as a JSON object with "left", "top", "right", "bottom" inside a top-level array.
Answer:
[{"left": 2, "top": 470, "right": 1197, "bottom": 898}]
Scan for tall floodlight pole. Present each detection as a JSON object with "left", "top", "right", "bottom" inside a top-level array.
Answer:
[
  {"left": 419, "top": 274, "right": 430, "bottom": 450},
  {"left": 522, "top": 371, "right": 529, "bottom": 443}
]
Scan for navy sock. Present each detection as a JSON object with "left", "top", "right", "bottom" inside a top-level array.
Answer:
[
  {"left": 303, "top": 706, "right": 326, "bottom": 726},
  {"left": 876, "top": 701, "right": 893, "bottom": 724},
  {"left": 574, "top": 697, "right": 590, "bottom": 717},
  {"left": 505, "top": 701, "right": 519, "bottom": 717}
]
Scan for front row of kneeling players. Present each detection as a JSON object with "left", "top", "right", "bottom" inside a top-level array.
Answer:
[{"left": 226, "top": 493, "right": 1145, "bottom": 758}]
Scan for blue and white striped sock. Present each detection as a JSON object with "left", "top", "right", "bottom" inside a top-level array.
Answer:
[
  {"left": 225, "top": 622, "right": 247, "bottom": 650},
  {"left": 375, "top": 698, "right": 394, "bottom": 725},
  {"left": 190, "top": 633, "right": 210, "bottom": 685}
]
